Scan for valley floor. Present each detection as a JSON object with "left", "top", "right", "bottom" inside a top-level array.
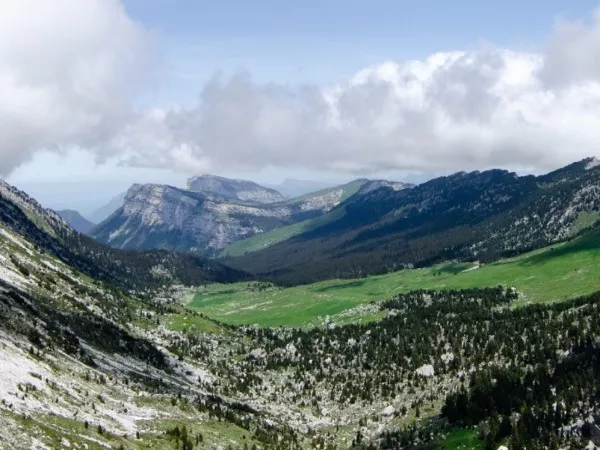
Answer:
[{"left": 188, "top": 228, "right": 600, "bottom": 327}]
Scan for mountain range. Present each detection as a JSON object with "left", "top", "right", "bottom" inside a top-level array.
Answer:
[
  {"left": 224, "top": 157, "right": 600, "bottom": 284},
  {"left": 3, "top": 159, "right": 600, "bottom": 448},
  {"left": 56, "top": 159, "right": 600, "bottom": 287},
  {"left": 90, "top": 178, "right": 411, "bottom": 256}
]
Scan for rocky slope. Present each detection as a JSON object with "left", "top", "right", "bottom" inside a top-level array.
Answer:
[
  {"left": 2, "top": 178, "right": 600, "bottom": 449},
  {"left": 0, "top": 183, "right": 295, "bottom": 449},
  {"left": 0, "top": 180, "right": 245, "bottom": 293},
  {"left": 225, "top": 158, "right": 600, "bottom": 285},
  {"left": 57, "top": 209, "right": 96, "bottom": 234},
  {"left": 92, "top": 179, "right": 385, "bottom": 256},
  {"left": 187, "top": 174, "right": 285, "bottom": 203}
]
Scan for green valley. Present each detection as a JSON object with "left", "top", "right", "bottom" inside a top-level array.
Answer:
[{"left": 190, "top": 227, "right": 600, "bottom": 327}]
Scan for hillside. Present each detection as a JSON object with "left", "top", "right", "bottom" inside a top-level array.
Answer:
[
  {"left": 57, "top": 209, "right": 96, "bottom": 234},
  {"left": 0, "top": 185, "right": 298, "bottom": 448},
  {"left": 3, "top": 178, "right": 600, "bottom": 448},
  {"left": 224, "top": 158, "right": 600, "bottom": 285},
  {"left": 220, "top": 179, "right": 411, "bottom": 257},
  {"left": 195, "top": 226, "right": 600, "bottom": 327}
]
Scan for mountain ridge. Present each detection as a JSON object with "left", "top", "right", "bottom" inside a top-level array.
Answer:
[
  {"left": 187, "top": 174, "right": 285, "bottom": 203},
  {"left": 224, "top": 158, "right": 600, "bottom": 285},
  {"left": 92, "top": 178, "right": 385, "bottom": 255}
]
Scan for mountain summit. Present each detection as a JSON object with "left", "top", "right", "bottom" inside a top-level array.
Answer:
[{"left": 187, "top": 174, "right": 285, "bottom": 203}]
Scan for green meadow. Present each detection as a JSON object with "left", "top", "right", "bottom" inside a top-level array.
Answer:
[{"left": 189, "top": 228, "right": 600, "bottom": 327}]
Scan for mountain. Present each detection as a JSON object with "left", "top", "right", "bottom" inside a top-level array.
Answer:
[
  {"left": 3, "top": 175, "right": 600, "bottom": 448},
  {"left": 220, "top": 179, "right": 413, "bottom": 257},
  {"left": 264, "top": 178, "right": 339, "bottom": 198},
  {"left": 0, "top": 180, "right": 245, "bottom": 292},
  {"left": 89, "top": 191, "right": 127, "bottom": 224},
  {"left": 57, "top": 209, "right": 96, "bottom": 234},
  {"left": 92, "top": 179, "right": 376, "bottom": 256},
  {"left": 224, "top": 158, "right": 600, "bottom": 285},
  {"left": 0, "top": 180, "right": 297, "bottom": 448},
  {"left": 187, "top": 174, "right": 285, "bottom": 203}
]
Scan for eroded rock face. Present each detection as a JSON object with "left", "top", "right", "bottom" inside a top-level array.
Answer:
[
  {"left": 93, "top": 184, "right": 284, "bottom": 254},
  {"left": 187, "top": 174, "right": 285, "bottom": 204},
  {"left": 416, "top": 364, "right": 435, "bottom": 378},
  {"left": 381, "top": 405, "right": 395, "bottom": 416},
  {"left": 92, "top": 181, "right": 359, "bottom": 255}
]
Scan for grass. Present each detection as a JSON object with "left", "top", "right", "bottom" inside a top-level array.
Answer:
[
  {"left": 441, "top": 429, "right": 484, "bottom": 449},
  {"left": 281, "top": 179, "right": 366, "bottom": 205},
  {"left": 220, "top": 180, "right": 367, "bottom": 257},
  {"left": 190, "top": 228, "right": 600, "bottom": 327},
  {"left": 3, "top": 411, "right": 131, "bottom": 449},
  {"left": 220, "top": 207, "right": 345, "bottom": 257},
  {"left": 166, "top": 313, "right": 223, "bottom": 334},
  {"left": 569, "top": 210, "right": 600, "bottom": 236}
]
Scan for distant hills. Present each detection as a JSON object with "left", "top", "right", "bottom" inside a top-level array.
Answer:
[
  {"left": 54, "top": 158, "right": 600, "bottom": 287},
  {"left": 57, "top": 209, "right": 95, "bottom": 234},
  {"left": 89, "top": 191, "right": 127, "bottom": 224},
  {"left": 264, "top": 178, "right": 339, "bottom": 198}
]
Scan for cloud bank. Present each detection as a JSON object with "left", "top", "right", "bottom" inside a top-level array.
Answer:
[
  {"left": 0, "top": 0, "right": 152, "bottom": 176},
  {"left": 4, "top": 1, "right": 600, "bottom": 176}
]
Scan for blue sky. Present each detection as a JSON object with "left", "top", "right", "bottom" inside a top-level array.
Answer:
[
  {"left": 126, "top": 0, "right": 598, "bottom": 103},
  {"left": 5, "top": 0, "right": 600, "bottom": 215}
]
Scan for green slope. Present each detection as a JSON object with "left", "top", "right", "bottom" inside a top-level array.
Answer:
[
  {"left": 190, "top": 227, "right": 600, "bottom": 327},
  {"left": 220, "top": 207, "right": 345, "bottom": 257},
  {"left": 220, "top": 179, "right": 366, "bottom": 257}
]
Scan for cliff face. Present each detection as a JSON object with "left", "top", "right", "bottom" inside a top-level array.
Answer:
[
  {"left": 92, "top": 177, "right": 413, "bottom": 256},
  {"left": 92, "top": 183, "right": 338, "bottom": 255}
]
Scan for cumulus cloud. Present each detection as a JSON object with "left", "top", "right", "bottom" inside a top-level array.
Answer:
[
  {"left": 114, "top": 47, "right": 600, "bottom": 174},
  {"left": 112, "top": 6, "right": 600, "bottom": 174},
  {"left": 4, "top": 2, "right": 600, "bottom": 176},
  {"left": 0, "top": 0, "right": 152, "bottom": 176}
]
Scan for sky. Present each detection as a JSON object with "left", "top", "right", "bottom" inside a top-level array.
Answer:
[{"left": 3, "top": 0, "right": 600, "bottom": 215}]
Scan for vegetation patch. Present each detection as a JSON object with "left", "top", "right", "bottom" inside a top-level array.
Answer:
[{"left": 192, "top": 228, "right": 600, "bottom": 326}]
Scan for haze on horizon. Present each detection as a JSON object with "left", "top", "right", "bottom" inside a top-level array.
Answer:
[{"left": 3, "top": 0, "right": 600, "bottom": 213}]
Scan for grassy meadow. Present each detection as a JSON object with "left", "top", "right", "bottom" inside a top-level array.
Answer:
[{"left": 189, "top": 228, "right": 600, "bottom": 327}]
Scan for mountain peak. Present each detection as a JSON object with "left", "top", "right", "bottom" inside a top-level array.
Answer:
[
  {"left": 584, "top": 156, "right": 600, "bottom": 170},
  {"left": 187, "top": 174, "right": 284, "bottom": 204}
]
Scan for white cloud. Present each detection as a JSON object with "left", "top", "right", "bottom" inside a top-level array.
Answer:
[
  {"left": 114, "top": 45, "right": 600, "bottom": 174},
  {"left": 0, "top": 0, "right": 153, "bottom": 176},
  {"left": 4, "top": 2, "right": 600, "bottom": 177}
]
